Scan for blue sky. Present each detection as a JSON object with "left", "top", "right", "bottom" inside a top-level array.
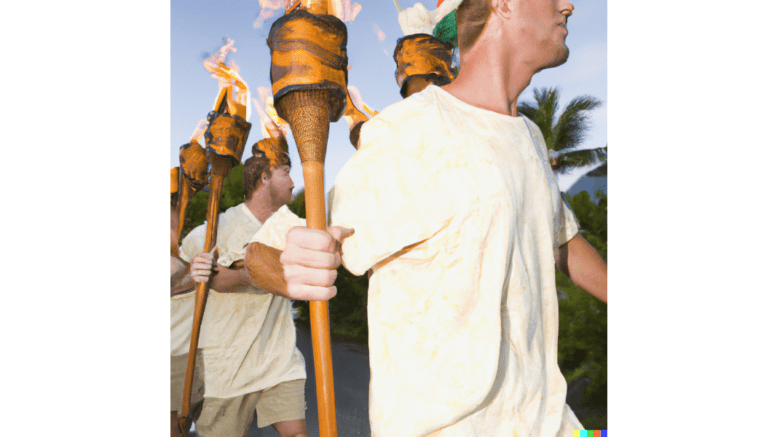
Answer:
[{"left": 171, "top": 0, "right": 607, "bottom": 192}]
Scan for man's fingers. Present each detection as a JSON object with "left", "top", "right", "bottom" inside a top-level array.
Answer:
[
  {"left": 280, "top": 246, "right": 340, "bottom": 270},
  {"left": 283, "top": 264, "right": 338, "bottom": 288},
  {"left": 286, "top": 283, "right": 337, "bottom": 301},
  {"left": 286, "top": 227, "right": 338, "bottom": 252},
  {"left": 192, "top": 269, "right": 211, "bottom": 282}
]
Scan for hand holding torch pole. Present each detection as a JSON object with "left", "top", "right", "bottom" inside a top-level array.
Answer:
[
  {"left": 178, "top": 86, "right": 251, "bottom": 434},
  {"left": 267, "top": 2, "right": 348, "bottom": 435}
]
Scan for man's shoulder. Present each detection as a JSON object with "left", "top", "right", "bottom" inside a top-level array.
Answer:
[
  {"left": 365, "top": 86, "right": 444, "bottom": 129},
  {"left": 516, "top": 114, "right": 544, "bottom": 139},
  {"left": 359, "top": 87, "right": 450, "bottom": 153},
  {"left": 264, "top": 205, "right": 300, "bottom": 226}
]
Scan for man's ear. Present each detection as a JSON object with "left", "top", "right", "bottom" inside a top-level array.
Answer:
[
  {"left": 261, "top": 171, "right": 270, "bottom": 183},
  {"left": 492, "top": 0, "right": 513, "bottom": 17}
]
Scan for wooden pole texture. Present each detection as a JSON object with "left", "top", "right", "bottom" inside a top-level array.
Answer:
[
  {"left": 177, "top": 96, "right": 250, "bottom": 433},
  {"left": 304, "top": 160, "right": 339, "bottom": 436},
  {"left": 269, "top": 7, "right": 348, "bottom": 436},
  {"left": 177, "top": 155, "right": 231, "bottom": 435},
  {"left": 277, "top": 88, "right": 338, "bottom": 437}
]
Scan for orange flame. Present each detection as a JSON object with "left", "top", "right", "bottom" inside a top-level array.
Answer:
[
  {"left": 203, "top": 39, "right": 251, "bottom": 120},
  {"left": 344, "top": 85, "right": 377, "bottom": 129},
  {"left": 190, "top": 119, "right": 209, "bottom": 142},
  {"left": 255, "top": 0, "right": 295, "bottom": 28},
  {"left": 253, "top": 87, "right": 289, "bottom": 139}
]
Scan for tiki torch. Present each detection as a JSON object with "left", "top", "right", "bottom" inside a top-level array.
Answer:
[
  {"left": 178, "top": 86, "right": 251, "bottom": 434},
  {"left": 343, "top": 88, "right": 369, "bottom": 150},
  {"left": 393, "top": 33, "right": 455, "bottom": 98},
  {"left": 175, "top": 139, "right": 209, "bottom": 245},
  {"left": 267, "top": 2, "right": 348, "bottom": 435}
]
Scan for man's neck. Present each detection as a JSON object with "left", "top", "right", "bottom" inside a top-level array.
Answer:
[
  {"left": 244, "top": 192, "right": 280, "bottom": 224},
  {"left": 442, "top": 22, "right": 536, "bottom": 115}
]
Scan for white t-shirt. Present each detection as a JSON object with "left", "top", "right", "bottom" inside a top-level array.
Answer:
[
  {"left": 331, "top": 85, "right": 582, "bottom": 437},
  {"left": 172, "top": 204, "right": 307, "bottom": 398}
]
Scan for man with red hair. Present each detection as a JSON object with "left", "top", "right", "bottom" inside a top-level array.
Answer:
[{"left": 281, "top": 0, "right": 607, "bottom": 435}]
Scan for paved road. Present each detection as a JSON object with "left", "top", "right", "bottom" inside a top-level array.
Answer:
[
  {"left": 191, "top": 327, "right": 371, "bottom": 437},
  {"left": 188, "top": 327, "right": 603, "bottom": 435}
]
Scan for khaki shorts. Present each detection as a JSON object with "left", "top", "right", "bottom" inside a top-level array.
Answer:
[
  {"left": 195, "top": 379, "right": 306, "bottom": 437},
  {"left": 170, "top": 352, "right": 204, "bottom": 412}
]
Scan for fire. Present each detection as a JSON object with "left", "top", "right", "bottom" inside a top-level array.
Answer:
[
  {"left": 340, "top": 0, "right": 361, "bottom": 22},
  {"left": 190, "top": 119, "right": 209, "bottom": 142},
  {"left": 254, "top": 0, "right": 294, "bottom": 28},
  {"left": 344, "top": 85, "right": 377, "bottom": 129},
  {"left": 203, "top": 39, "right": 252, "bottom": 121},
  {"left": 373, "top": 24, "right": 386, "bottom": 41},
  {"left": 253, "top": 87, "right": 289, "bottom": 139}
]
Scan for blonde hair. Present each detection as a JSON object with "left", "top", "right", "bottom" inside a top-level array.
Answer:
[{"left": 456, "top": 0, "right": 493, "bottom": 53}]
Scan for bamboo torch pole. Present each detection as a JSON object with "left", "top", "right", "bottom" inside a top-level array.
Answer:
[
  {"left": 178, "top": 87, "right": 250, "bottom": 435},
  {"left": 268, "top": 4, "right": 348, "bottom": 435}
]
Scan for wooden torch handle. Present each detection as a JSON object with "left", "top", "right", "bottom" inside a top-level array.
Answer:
[
  {"left": 178, "top": 165, "right": 227, "bottom": 434},
  {"left": 302, "top": 160, "right": 338, "bottom": 437}
]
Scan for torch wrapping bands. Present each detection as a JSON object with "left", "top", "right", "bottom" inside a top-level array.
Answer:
[
  {"left": 179, "top": 140, "right": 210, "bottom": 191},
  {"left": 252, "top": 136, "right": 291, "bottom": 169},
  {"left": 394, "top": 34, "right": 455, "bottom": 96},
  {"left": 267, "top": 9, "right": 349, "bottom": 122},
  {"left": 204, "top": 110, "right": 252, "bottom": 166}
]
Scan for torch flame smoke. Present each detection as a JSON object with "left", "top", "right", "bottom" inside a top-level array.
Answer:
[
  {"left": 203, "top": 39, "right": 251, "bottom": 121},
  {"left": 254, "top": 0, "right": 296, "bottom": 28},
  {"left": 190, "top": 119, "right": 210, "bottom": 142},
  {"left": 340, "top": 0, "right": 362, "bottom": 22},
  {"left": 253, "top": 87, "right": 289, "bottom": 139},
  {"left": 344, "top": 85, "right": 377, "bottom": 129}
]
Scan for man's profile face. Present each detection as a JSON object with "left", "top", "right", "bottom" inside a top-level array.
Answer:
[
  {"left": 511, "top": 0, "right": 574, "bottom": 70},
  {"left": 268, "top": 164, "right": 295, "bottom": 205}
]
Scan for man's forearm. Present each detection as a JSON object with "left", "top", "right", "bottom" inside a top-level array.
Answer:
[
  {"left": 244, "top": 242, "right": 289, "bottom": 297},
  {"left": 557, "top": 233, "right": 607, "bottom": 302},
  {"left": 209, "top": 265, "right": 251, "bottom": 293}
]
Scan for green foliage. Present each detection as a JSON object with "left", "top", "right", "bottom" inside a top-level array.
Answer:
[
  {"left": 516, "top": 87, "right": 604, "bottom": 174},
  {"left": 296, "top": 266, "right": 370, "bottom": 345},
  {"left": 180, "top": 164, "right": 246, "bottom": 239},
  {"left": 566, "top": 191, "right": 607, "bottom": 261},
  {"left": 287, "top": 188, "right": 306, "bottom": 219},
  {"left": 557, "top": 191, "right": 608, "bottom": 408}
]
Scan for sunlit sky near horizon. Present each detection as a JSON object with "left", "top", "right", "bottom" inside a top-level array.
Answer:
[{"left": 170, "top": 0, "right": 607, "bottom": 193}]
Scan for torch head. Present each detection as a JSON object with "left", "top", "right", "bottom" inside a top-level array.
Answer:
[
  {"left": 267, "top": 9, "right": 348, "bottom": 163},
  {"left": 394, "top": 33, "right": 455, "bottom": 98},
  {"left": 204, "top": 111, "right": 252, "bottom": 171},
  {"left": 179, "top": 140, "right": 210, "bottom": 191}
]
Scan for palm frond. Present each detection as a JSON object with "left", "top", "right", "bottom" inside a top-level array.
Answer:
[
  {"left": 553, "top": 147, "right": 606, "bottom": 174},
  {"left": 553, "top": 95, "right": 602, "bottom": 152}
]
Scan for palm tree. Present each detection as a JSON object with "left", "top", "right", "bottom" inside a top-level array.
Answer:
[{"left": 516, "top": 87, "right": 605, "bottom": 174}]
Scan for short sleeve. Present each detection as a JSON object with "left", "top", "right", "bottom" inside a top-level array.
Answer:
[
  {"left": 179, "top": 224, "right": 206, "bottom": 263},
  {"left": 555, "top": 192, "right": 580, "bottom": 248},
  {"left": 331, "top": 117, "right": 474, "bottom": 276},
  {"left": 247, "top": 205, "right": 306, "bottom": 250}
]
